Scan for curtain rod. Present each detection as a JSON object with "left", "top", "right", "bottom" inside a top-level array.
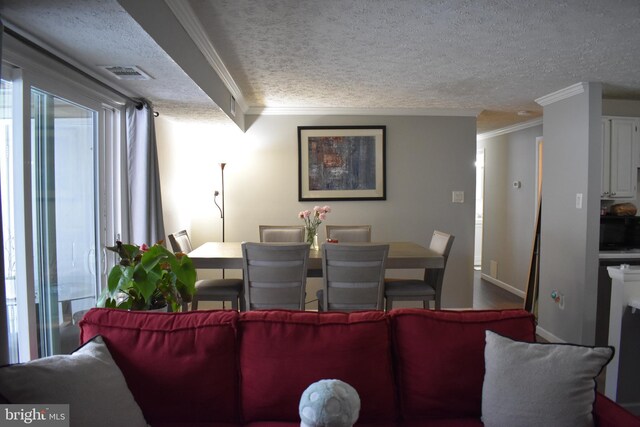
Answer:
[{"left": 3, "top": 25, "right": 144, "bottom": 109}]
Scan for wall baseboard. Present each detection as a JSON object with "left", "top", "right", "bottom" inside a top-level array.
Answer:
[
  {"left": 535, "top": 325, "right": 565, "bottom": 343},
  {"left": 480, "top": 273, "right": 526, "bottom": 299},
  {"left": 479, "top": 273, "right": 564, "bottom": 343}
]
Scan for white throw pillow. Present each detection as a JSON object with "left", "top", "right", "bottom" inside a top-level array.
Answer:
[
  {"left": 482, "top": 330, "right": 613, "bottom": 427},
  {"left": 0, "top": 335, "right": 148, "bottom": 427}
]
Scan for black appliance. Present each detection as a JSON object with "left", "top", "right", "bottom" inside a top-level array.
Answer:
[{"left": 599, "top": 215, "right": 640, "bottom": 251}]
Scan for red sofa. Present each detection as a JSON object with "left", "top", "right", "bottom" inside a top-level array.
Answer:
[{"left": 79, "top": 308, "right": 639, "bottom": 427}]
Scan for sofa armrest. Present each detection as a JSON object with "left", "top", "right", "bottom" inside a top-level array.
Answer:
[{"left": 594, "top": 392, "right": 640, "bottom": 426}]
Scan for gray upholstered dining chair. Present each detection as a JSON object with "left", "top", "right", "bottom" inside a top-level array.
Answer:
[
  {"left": 325, "top": 225, "right": 372, "bottom": 242},
  {"left": 318, "top": 243, "right": 389, "bottom": 311},
  {"left": 259, "top": 225, "right": 305, "bottom": 242},
  {"left": 241, "top": 242, "right": 310, "bottom": 310},
  {"left": 384, "top": 230, "right": 454, "bottom": 311},
  {"left": 168, "top": 230, "right": 244, "bottom": 311}
]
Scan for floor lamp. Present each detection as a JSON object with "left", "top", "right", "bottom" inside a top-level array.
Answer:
[
  {"left": 214, "top": 162, "right": 226, "bottom": 242},
  {"left": 214, "top": 163, "right": 226, "bottom": 277}
]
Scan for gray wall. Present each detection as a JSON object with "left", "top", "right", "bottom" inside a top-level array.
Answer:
[
  {"left": 479, "top": 124, "right": 542, "bottom": 294},
  {"left": 155, "top": 114, "right": 477, "bottom": 308},
  {"left": 538, "top": 83, "right": 602, "bottom": 344},
  {"left": 479, "top": 96, "right": 640, "bottom": 345}
]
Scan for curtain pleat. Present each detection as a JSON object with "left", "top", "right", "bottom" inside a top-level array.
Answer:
[{"left": 125, "top": 101, "right": 165, "bottom": 246}]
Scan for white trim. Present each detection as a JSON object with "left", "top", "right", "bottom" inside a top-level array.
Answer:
[
  {"left": 165, "top": 0, "right": 248, "bottom": 114},
  {"left": 477, "top": 117, "right": 543, "bottom": 140},
  {"left": 535, "top": 136, "right": 543, "bottom": 216},
  {"left": 535, "top": 82, "right": 587, "bottom": 106},
  {"left": 480, "top": 273, "right": 526, "bottom": 298},
  {"left": 9, "top": 68, "right": 39, "bottom": 361},
  {"left": 247, "top": 106, "right": 481, "bottom": 117},
  {"left": 535, "top": 325, "right": 565, "bottom": 343}
]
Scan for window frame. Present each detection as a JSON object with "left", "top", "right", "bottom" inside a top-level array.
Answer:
[{"left": 1, "top": 33, "right": 127, "bottom": 360}]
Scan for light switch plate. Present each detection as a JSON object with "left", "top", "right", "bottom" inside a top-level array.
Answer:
[
  {"left": 576, "top": 193, "right": 583, "bottom": 209},
  {"left": 452, "top": 191, "right": 464, "bottom": 203}
]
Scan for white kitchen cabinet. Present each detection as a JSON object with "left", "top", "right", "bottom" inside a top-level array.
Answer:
[{"left": 601, "top": 117, "right": 639, "bottom": 199}]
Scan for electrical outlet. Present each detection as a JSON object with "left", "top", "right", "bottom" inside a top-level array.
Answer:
[
  {"left": 551, "top": 289, "right": 565, "bottom": 309},
  {"left": 452, "top": 191, "right": 464, "bottom": 203}
]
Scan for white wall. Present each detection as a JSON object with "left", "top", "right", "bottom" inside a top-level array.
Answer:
[
  {"left": 479, "top": 123, "right": 542, "bottom": 295},
  {"left": 538, "top": 83, "right": 602, "bottom": 345},
  {"left": 155, "top": 113, "right": 477, "bottom": 308}
]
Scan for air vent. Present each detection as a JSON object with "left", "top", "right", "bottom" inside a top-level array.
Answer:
[{"left": 100, "top": 65, "right": 152, "bottom": 80}]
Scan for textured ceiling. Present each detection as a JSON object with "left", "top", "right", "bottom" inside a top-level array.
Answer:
[
  {"left": 2, "top": 0, "right": 640, "bottom": 133},
  {"left": 0, "top": 0, "right": 230, "bottom": 124}
]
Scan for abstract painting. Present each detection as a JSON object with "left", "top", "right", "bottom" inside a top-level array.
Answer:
[{"left": 298, "top": 126, "right": 386, "bottom": 201}]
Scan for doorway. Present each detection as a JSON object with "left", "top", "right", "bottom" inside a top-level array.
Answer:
[{"left": 474, "top": 147, "right": 485, "bottom": 269}]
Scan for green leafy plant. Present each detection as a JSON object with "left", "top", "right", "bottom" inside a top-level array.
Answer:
[{"left": 97, "top": 241, "right": 196, "bottom": 312}]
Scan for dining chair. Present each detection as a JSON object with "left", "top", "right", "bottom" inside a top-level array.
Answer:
[
  {"left": 325, "top": 225, "right": 372, "bottom": 242},
  {"left": 241, "top": 242, "right": 310, "bottom": 310},
  {"left": 384, "top": 230, "right": 455, "bottom": 311},
  {"left": 259, "top": 225, "right": 305, "bottom": 242},
  {"left": 318, "top": 243, "right": 389, "bottom": 311},
  {"left": 168, "top": 230, "right": 244, "bottom": 311}
]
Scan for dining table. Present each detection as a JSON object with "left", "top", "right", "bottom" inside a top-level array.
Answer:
[{"left": 188, "top": 241, "right": 444, "bottom": 271}]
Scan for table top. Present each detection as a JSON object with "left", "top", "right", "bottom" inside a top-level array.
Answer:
[{"left": 188, "top": 241, "right": 444, "bottom": 270}]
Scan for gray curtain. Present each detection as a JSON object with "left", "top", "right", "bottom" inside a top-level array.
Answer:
[
  {"left": 125, "top": 101, "right": 165, "bottom": 245},
  {"left": 0, "top": 18, "right": 10, "bottom": 365}
]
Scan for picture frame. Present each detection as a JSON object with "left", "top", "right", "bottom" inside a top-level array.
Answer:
[{"left": 298, "top": 126, "right": 386, "bottom": 201}]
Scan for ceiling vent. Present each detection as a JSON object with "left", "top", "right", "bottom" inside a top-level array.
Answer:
[{"left": 100, "top": 65, "right": 152, "bottom": 80}]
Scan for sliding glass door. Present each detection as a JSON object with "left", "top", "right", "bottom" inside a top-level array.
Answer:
[
  {"left": 31, "top": 88, "right": 98, "bottom": 356},
  {"left": 1, "top": 49, "right": 123, "bottom": 360}
]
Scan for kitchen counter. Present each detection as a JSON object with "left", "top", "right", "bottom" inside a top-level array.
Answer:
[
  {"left": 597, "top": 253, "right": 640, "bottom": 346},
  {"left": 599, "top": 250, "right": 640, "bottom": 259}
]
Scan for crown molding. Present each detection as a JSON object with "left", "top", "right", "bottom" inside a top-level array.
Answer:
[
  {"left": 164, "top": 0, "right": 248, "bottom": 114},
  {"left": 535, "top": 82, "right": 587, "bottom": 106},
  {"left": 246, "top": 106, "right": 481, "bottom": 117},
  {"left": 477, "top": 117, "right": 543, "bottom": 140}
]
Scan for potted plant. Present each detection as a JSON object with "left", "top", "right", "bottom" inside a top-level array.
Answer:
[{"left": 97, "top": 240, "right": 196, "bottom": 312}]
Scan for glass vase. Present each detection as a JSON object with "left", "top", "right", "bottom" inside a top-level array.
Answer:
[{"left": 306, "top": 230, "right": 319, "bottom": 250}]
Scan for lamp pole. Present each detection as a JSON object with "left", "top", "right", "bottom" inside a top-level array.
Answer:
[
  {"left": 214, "top": 163, "right": 227, "bottom": 279},
  {"left": 220, "top": 162, "right": 226, "bottom": 243}
]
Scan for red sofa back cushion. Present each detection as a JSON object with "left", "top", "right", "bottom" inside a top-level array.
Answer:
[
  {"left": 239, "top": 310, "right": 397, "bottom": 423},
  {"left": 79, "top": 308, "right": 239, "bottom": 425},
  {"left": 390, "top": 309, "right": 536, "bottom": 420}
]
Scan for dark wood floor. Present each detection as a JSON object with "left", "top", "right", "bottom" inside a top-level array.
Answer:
[
  {"left": 472, "top": 270, "right": 551, "bottom": 344},
  {"left": 472, "top": 270, "right": 524, "bottom": 310}
]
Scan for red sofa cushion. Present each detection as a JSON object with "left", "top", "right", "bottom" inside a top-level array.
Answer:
[
  {"left": 79, "top": 308, "right": 239, "bottom": 425},
  {"left": 594, "top": 392, "right": 640, "bottom": 427},
  {"left": 390, "top": 309, "right": 536, "bottom": 420},
  {"left": 239, "top": 310, "right": 397, "bottom": 423},
  {"left": 401, "top": 420, "right": 483, "bottom": 427}
]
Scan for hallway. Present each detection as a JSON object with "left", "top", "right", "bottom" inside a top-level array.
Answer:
[{"left": 472, "top": 270, "right": 523, "bottom": 310}]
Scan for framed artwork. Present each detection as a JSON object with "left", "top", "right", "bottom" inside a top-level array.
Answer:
[{"left": 298, "top": 126, "right": 386, "bottom": 201}]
